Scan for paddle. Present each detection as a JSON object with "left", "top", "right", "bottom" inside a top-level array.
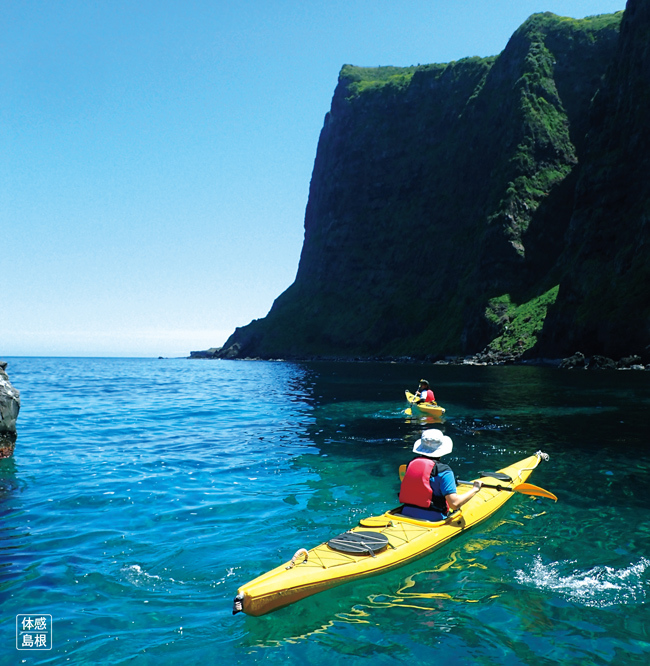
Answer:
[
  {"left": 479, "top": 471, "right": 512, "bottom": 482},
  {"left": 457, "top": 479, "right": 558, "bottom": 501},
  {"left": 412, "top": 386, "right": 427, "bottom": 405},
  {"left": 399, "top": 465, "right": 557, "bottom": 501},
  {"left": 404, "top": 389, "right": 418, "bottom": 416}
]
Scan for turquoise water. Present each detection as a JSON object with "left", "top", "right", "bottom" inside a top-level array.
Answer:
[{"left": 1, "top": 358, "right": 649, "bottom": 665}]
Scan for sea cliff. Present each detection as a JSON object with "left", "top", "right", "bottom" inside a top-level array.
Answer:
[{"left": 214, "top": 0, "right": 648, "bottom": 363}]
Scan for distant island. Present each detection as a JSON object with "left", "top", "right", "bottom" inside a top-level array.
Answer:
[{"left": 198, "top": 0, "right": 649, "bottom": 365}]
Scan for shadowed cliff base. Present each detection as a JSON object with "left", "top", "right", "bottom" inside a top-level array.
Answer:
[{"left": 209, "top": 2, "right": 648, "bottom": 365}]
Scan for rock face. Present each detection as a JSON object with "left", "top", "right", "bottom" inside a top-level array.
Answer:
[
  {"left": 535, "top": 0, "right": 650, "bottom": 358},
  {"left": 0, "top": 362, "right": 20, "bottom": 458},
  {"left": 216, "top": 2, "right": 648, "bottom": 362}
]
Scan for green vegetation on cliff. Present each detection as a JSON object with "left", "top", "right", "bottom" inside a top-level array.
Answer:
[
  {"left": 485, "top": 286, "right": 559, "bottom": 355},
  {"left": 340, "top": 64, "right": 420, "bottom": 96}
]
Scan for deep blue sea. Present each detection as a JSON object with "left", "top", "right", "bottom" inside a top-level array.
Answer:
[{"left": 1, "top": 357, "right": 649, "bottom": 665}]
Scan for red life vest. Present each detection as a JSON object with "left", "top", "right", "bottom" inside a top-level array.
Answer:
[
  {"left": 399, "top": 458, "right": 450, "bottom": 513},
  {"left": 420, "top": 389, "right": 435, "bottom": 402}
]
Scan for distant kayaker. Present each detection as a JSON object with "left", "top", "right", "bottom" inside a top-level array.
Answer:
[
  {"left": 415, "top": 379, "right": 435, "bottom": 404},
  {"left": 399, "top": 429, "right": 482, "bottom": 521}
]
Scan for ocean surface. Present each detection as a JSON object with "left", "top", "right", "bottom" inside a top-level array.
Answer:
[{"left": 1, "top": 357, "right": 649, "bottom": 665}]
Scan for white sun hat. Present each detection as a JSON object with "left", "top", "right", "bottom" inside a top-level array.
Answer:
[{"left": 412, "top": 429, "right": 453, "bottom": 458}]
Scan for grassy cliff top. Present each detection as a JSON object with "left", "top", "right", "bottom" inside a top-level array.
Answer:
[
  {"left": 339, "top": 58, "right": 493, "bottom": 97},
  {"left": 340, "top": 11, "right": 622, "bottom": 98}
]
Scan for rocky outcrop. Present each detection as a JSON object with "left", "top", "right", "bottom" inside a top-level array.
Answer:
[
  {"left": 189, "top": 347, "right": 222, "bottom": 359},
  {"left": 211, "top": 3, "right": 647, "bottom": 363},
  {"left": 558, "top": 351, "right": 648, "bottom": 370},
  {"left": 0, "top": 362, "right": 20, "bottom": 458}
]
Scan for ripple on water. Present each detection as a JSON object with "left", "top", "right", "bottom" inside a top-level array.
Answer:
[{"left": 515, "top": 555, "right": 650, "bottom": 608}]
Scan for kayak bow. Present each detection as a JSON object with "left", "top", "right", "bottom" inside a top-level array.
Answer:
[{"left": 233, "top": 451, "right": 552, "bottom": 616}]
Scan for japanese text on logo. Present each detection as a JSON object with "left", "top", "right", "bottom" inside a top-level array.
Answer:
[{"left": 16, "top": 615, "right": 52, "bottom": 650}]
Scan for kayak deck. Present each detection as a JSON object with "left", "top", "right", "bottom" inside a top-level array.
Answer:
[
  {"left": 234, "top": 452, "right": 547, "bottom": 616},
  {"left": 405, "top": 390, "right": 446, "bottom": 416}
]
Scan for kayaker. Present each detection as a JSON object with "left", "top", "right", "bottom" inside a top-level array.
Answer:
[
  {"left": 415, "top": 379, "right": 435, "bottom": 403},
  {"left": 399, "top": 429, "right": 482, "bottom": 521}
]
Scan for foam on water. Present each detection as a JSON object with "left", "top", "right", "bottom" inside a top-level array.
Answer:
[{"left": 515, "top": 555, "right": 650, "bottom": 607}]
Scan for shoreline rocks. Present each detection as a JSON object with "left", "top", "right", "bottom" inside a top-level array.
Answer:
[
  {"left": 559, "top": 352, "right": 648, "bottom": 370},
  {"left": 186, "top": 347, "right": 648, "bottom": 370},
  {"left": 0, "top": 361, "right": 21, "bottom": 458}
]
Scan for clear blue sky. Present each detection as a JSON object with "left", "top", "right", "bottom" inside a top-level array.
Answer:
[{"left": 1, "top": 0, "right": 626, "bottom": 357}]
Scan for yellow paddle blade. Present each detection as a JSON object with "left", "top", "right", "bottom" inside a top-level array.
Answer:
[
  {"left": 513, "top": 483, "right": 558, "bottom": 501},
  {"left": 399, "top": 464, "right": 406, "bottom": 481},
  {"left": 404, "top": 408, "right": 412, "bottom": 416}
]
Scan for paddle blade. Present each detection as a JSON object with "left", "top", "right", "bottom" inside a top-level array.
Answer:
[
  {"left": 404, "top": 408, "right": 412, "bottom": 416},
  {"left": 399, "top": 464, "right": 406, "bottom": 481},
  {"left": 513, "top": 483, "right": 558, "bottom": 501}
]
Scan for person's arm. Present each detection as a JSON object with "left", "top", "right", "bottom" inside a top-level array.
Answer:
[{"left": 445, "top": 480, "right": 482, "bottom": 510}]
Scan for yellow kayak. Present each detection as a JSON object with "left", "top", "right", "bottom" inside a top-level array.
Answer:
[
  {"left": 233, "top": 451, "right": 552, "bottom": 616},
  {"left": 405, "top": 390, "right": 446, "bottom": 417}
]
